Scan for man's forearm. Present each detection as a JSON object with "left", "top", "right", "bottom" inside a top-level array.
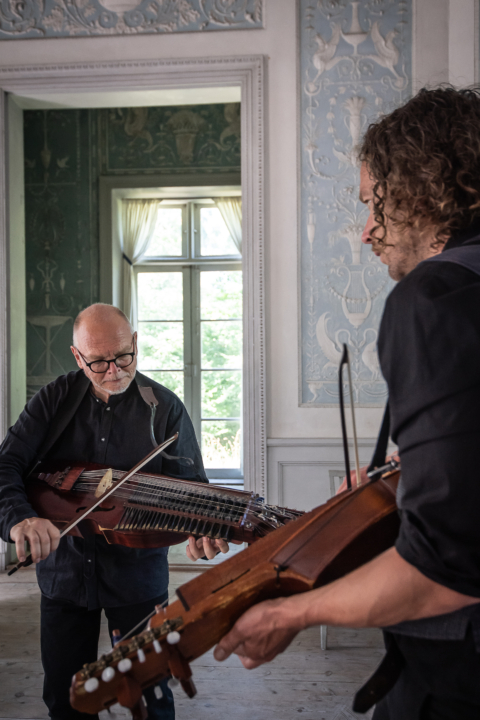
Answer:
[
  {"left": 281, "top": 547, "right": 480, "bottom": 633},
  {"left": 214, "top": 546, "right": 480, "bottom": 668}
]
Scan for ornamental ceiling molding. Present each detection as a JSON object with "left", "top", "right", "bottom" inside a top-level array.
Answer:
[
  {"left": 0, "top": 55, "right": 263, "bottom": 89},
  {"left": 0, "top": 0, "right": 263, "bottom": 40}
]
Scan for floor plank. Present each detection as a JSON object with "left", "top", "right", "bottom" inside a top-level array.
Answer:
[{"left": 0, "top": 565, "right": 381, "bottom": 720}]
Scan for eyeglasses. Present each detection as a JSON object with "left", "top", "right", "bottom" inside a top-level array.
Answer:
[{"left": 75, "top": 339, "right": 136, "bottom": 374}]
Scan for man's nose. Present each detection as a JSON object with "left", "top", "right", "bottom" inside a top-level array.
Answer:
[
  {"left": 105, "top": 360, "right": 121, "bottom": 374},
  {"left": 361, "top": 211, "right": 375, "bottom": 244}
]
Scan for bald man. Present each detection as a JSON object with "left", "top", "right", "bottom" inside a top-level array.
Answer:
[{"left": 0, "top": 304, "right": 210, "bottom": 720}]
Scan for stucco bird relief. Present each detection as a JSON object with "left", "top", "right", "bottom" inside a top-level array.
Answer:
[
  {"left": 306, "top": 2, "right": 406, "bottom": 94},
  {"left": 360, "top": 328, "right": 380, "bottom": 380},
  {"left": 122, "top": 108, "right": 154, "bottom": 150},
  {"left": 315, "top": 313, "right": 380, "bottom": 381},
  {"left": 315, "top": 312, "right": 349, "bottom": 371},
  {"left": 366, "top": 22, "right": 405, "bottom": 89},
  {"left": 308, "top": 23, "right": 343, "bottom": 93}
]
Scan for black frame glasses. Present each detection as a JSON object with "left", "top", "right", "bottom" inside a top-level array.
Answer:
[{"left": 75, "top": 339, "right": 136, "bottom": 374}]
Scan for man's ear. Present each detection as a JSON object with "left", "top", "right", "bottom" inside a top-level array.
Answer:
[{"left": 71, "top": 346, "right": 83, "bottom": 370}]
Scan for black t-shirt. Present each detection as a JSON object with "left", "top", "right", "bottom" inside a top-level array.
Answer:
[{"left": 378, "top": 234, "right": 480, "bottom": 598}]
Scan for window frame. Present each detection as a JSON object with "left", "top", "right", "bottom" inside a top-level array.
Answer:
[{"left": 136, "top": 198, "right": 243, "bottom": 480}]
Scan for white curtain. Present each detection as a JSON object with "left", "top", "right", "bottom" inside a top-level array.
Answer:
[
  {"left": 119, "top": 199, "right": 160, "bottom": 328},
  {"left": 215, "top": 197, "right": 242, "bottom": 255}
]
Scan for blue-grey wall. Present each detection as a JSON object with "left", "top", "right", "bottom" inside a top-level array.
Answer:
[{"left": 299, "top": 0, "right": 412, "bottom": 406}]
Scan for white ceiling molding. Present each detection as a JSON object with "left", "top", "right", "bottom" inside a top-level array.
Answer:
[{"left": 0, "top": 54, "right": 266, "bottom": 497}]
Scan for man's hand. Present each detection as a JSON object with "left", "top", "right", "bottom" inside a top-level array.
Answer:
[
  {"left": 186, "top": 536, "right": 243, "bottom": 561},
  {"left": 186, "top": 535, "right": 230, "bottom": 561},
  {"left": 213, "top": 547, "right": 480, "bottom": 671},
  {"left": 214, "top": 597, "right": 302, "bottom": 669},
  {"left": 10, "top": 517, "right": 60, "bottom": 564},
  {"left": 336, "top": 465, "right": 369, "bottom": 494},
  {"left": 336, "top": 453, "right": 400, "bottom": 494}
]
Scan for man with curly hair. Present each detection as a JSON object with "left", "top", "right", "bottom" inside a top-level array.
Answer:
[{"left": 213, "top": 87, "right": 480, "bottom": 719}]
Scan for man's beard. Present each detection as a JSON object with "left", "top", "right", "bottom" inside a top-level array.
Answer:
[{"left": 91, "top": 373, "right": 135, "bottom": 397}]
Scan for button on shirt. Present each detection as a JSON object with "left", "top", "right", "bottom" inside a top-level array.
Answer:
[{"left": 0, "top": 371, "right": 207, "bottom": 609}]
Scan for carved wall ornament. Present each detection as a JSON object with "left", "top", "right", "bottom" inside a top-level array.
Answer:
[
  {"left": 166, "top": 109, "right": 208, "bottom": 164},
  {"left": 0, "top": 0, "right": 263, "bottom": 38},
  {"left": 104, "top": 103, "right": 240, "bottom": 173},
  {"left": 299, "top": 0, "right": 411, "bottom": 406}
]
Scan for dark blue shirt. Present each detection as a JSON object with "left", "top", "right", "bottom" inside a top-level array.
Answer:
[{"left": 0, "top": 370, "right": 207, "bottom": 608}]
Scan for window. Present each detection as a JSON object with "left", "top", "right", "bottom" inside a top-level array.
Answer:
[{"left": 136, "top": 199, "right": 242, "bottom": 480}]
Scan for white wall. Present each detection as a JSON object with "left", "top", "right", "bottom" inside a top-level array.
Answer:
[
  {"left": 7, "top": 96, "right": 26, "bottom": 426},
  {"left": 0, "top": 0, "right": 478, "bottom": 510}
]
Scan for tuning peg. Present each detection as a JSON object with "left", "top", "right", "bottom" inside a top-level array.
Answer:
[
  {"left": 118, "top": 658, "right": 133, "bottom": 673},
  {"left": 84, "top": 677, "right": 99, "bottom": 693},
  {"left": 166, "top": 631, "right": 180, "bottom": 645},
  {"left": 101, "top": 666, "right": 115, "bottom": 682},
  {"left": 137, "top": 649, "right": 146, "bottom": 663},
  {"left": 154, "top": 685, "right": 163, "bottom": 699}
]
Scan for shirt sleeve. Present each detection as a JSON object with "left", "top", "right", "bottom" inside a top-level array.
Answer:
[
  {"left": 395, "top": 427, "right": 480, "bottom": 598},
  {"left": 379, "top": 263, "right": 480, "bottom": 597},
  {"left": 0, "top": 378, "right": 71, "bottom": 542}
]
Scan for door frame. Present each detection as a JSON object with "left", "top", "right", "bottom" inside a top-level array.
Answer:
[{"left": 0, "top": 55, "right": 266, "bottom": 496}]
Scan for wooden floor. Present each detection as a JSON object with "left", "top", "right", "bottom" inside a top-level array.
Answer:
[{"left": 0, "top": 551, "right": 383, "bottom": 720}]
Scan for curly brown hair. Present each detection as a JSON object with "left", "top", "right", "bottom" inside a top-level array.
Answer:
[{"left": 359, "top": 86, "right": 480, "bottom": 245}]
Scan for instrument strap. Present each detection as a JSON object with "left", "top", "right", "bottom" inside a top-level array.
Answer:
[
  {"left": 137, "top": 386, "right": 158, "bottom": 408},
  {"left": 367, "top": 403, "right": 390, "bottom": 474},
  {"left": 136, "top": 374, "right": 194, "bottom": 466}
]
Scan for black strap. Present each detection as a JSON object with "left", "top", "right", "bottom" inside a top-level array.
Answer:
[
  {"left": 367, "top": 403, "right": 390, "bottom": 474},
  {"left": 26, "top": 372, "right": 91, "bottom": 477},
  {"left": 135, "top": 373, "right": 193, "bottom": 466},
  {"left": 352, "top": 632, "right": 404, "bottom": 713}
]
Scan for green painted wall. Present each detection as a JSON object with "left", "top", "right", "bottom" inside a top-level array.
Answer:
[{"left": 24, "top": 103, "right": 241, "bottom": 398}]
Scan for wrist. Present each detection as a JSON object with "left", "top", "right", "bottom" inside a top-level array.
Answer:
[{"left": 277, "top": 593, "right": 314, "bottom": 634}]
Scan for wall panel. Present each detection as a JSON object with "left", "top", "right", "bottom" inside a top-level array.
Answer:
[{"left": 298, "top": 0, "right": 412, "bottom": 407}]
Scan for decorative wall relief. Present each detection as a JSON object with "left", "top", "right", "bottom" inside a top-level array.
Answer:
[
  {"left": 24, "top": 102, "right": 240, "bottom": 397},
  {"left": 103, "top": 103, "right": 241, "bottom": 174},
  {"left": 0, "top": 0, "right": 263, "bottom": 39},
  {"left": 299, "top": 0, "right": 411, "bottom": 406},
  {"left": 25, "top": 109, "right": 96, "bottom": 395}
]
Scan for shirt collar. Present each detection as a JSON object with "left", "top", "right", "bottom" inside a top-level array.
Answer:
[{"left": 444, "top": 219, "right": 480, "bottom": 251}]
